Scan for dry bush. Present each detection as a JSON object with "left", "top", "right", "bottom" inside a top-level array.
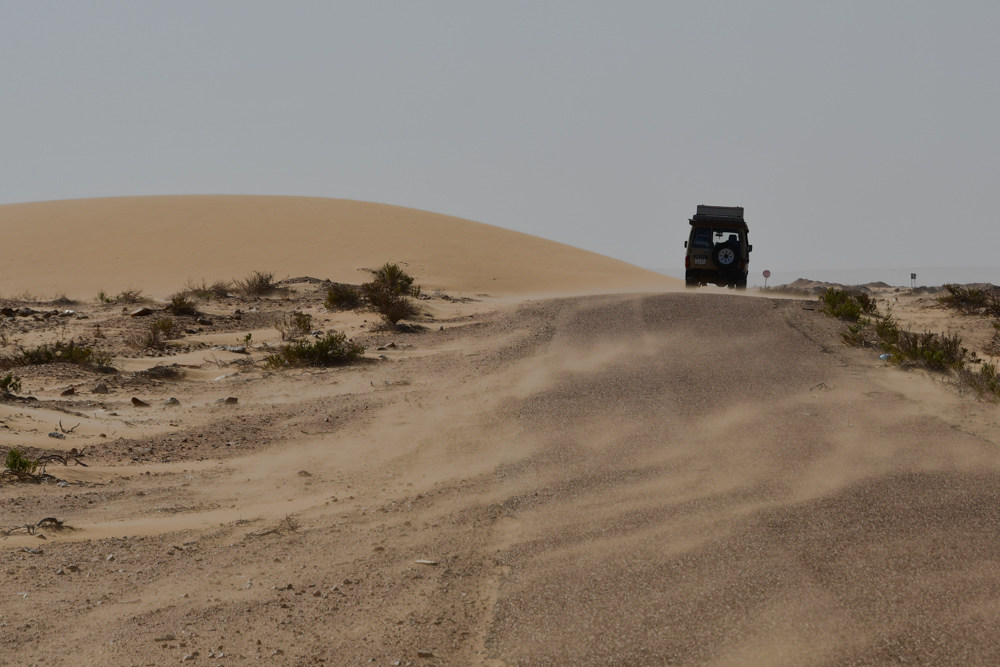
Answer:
[
  {"left": 2, "top": 340, "right": 112, "bottom": 369},
  {"left": 233, "top": 270, "right": 278, "bottom": 296},
  {"left": 275, "top": 312, "right": 313, "bottom": 341},
  {"left": 128, "top": 317, "right": 175, "bottom": 350},
  {"left": 166, "top": 293, "right": 198, "bottom": 316},
  {"left": 183, "top": 278, "right": 232, "bottom": 300},
  {"left": 265, "top": 332, "right": 364, "bottom": 368},
  {"left": 361, "top": 263, "right": 421, "bottom": 327},
  {"left": 325, "top": 283, "right": 362, "bottom": 311}
]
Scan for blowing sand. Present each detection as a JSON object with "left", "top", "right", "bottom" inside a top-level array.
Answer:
[{"left": 1, "top": 196, "right": 1000, "bottom": 666}]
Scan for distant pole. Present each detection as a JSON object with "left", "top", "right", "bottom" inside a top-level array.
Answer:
[
  {"left": 763, "top": 269, "right": 771, "bottom": 289},
  {"left": 911, "top": 273, "right": 916, "bottom": 288}
]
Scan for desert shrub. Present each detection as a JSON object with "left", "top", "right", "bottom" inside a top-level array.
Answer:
[
  {"left": 939, "top": 284, "right": 991, "bottom": 315},
  {"left": 234, "top": 270, "right": 277, "bottom": 296},
  {"left": 361, "top": 263, "right": 421, "bottom": 327},
  {"left": 128, "top": 317, "right": 175, "bottom": 350},
  {"left": 166, "top": 293, "right": 198, "bottom": 316},
  {"left": 4, "top": 340, "right": 112, "bottom": 368},
  {"left": 325, "top": 283, "right": 362, "bottom": 310},
  {"left": 370, "top": 263, "right": 419, "bottom": 296},
  {"left": 882, "top": 330, "right": 968, "bottom": 371},
  {"left": 0, "top": 372, "right": 21, "bottom": 396},
  {"left": 819, "top": 289, "right": 864, "bottom": 322},
  {"left": 97, "top": 288, "right": 144, "bottom": 305},
  {"left": 985, "top": 322, "right": 1000, "bottom": 357},
  {"left": 841, "top": 321, "right": 868, "bottom": 347},
  {"left": 4, "top": 447, "right": 38, "bottom": 477},
  {"left": 183, "top": 278, "right": 232, "bottom": 300},
  {"left": 874, "top": 312, "right": 901, "bottom": 346},
  {"left": 957, "top": 362, "right": 1000, "bottom": 399},
  {"left": 265, "top": 332, "right": 365, "bottom": 368},
  {"left": 275, "top": 312, "right": 313, "bottom": 341}
]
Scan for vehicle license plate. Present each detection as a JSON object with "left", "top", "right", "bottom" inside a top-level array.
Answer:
[{"left": 694, "top": 256, "right": 707, "bottom": 265}]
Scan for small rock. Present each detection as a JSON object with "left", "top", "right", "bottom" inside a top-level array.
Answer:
[
  {"left": 196, "top": 317, "right": 212, "bottom": 325},
  {"left": 182, "top": 654, "right": 195, "bottom": 663},
  {"left": 57, "top": 481, "right": 69, "bottom": 487},
  {"left": 414, "top": 560, "right": 438, "bottom": 566},
  {"left": 131, "top": 397, "right": 150, "bottom": 407},
  {"left": 385, "top": 342, "right": 397, "bottom": 349},
  {"left": 130, "top": 307, "right": 153, "bottom": 317},
  {"left": 296, "top": 470, "right": 312, "bottom": 477},
  {"left": 60, "top": 387, "right": 76, "bottom": 396},
  {"left": 417, "top": 651, "right": 435, "bottom": 658},
  {"left": 91, "top": 382, "right": 109, "bottom": 394},
  {"left": 164, "top": 398, "right": 181, "bottom": 406},
  {"left": 67, "top": 564, "right": 80, "bottom": 572},
  {"left": 0, "top": 307, "right": 14, "bottom": 317},
  {"left": 218, "top": 397, "right": 238, "bottom": 405},
  {"left": 55, "top": 568, "right": 65, "bottom": 575},
  {"left": 106, "top": 554, "right": 115, "bottom": 562},
  {"left": 48, "top": 431, "right": 66, "bottom": 440},
  {"left": 17, "top": 307, "right": 37, "bottom": 317}
]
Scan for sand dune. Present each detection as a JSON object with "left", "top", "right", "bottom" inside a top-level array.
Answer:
[{"left": 0, "top": 195, "right": 677, "bottom": 299}]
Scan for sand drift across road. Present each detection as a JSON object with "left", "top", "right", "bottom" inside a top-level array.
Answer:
[{"left": 5, "top": 289, "right": 1000, "bottom": 665}]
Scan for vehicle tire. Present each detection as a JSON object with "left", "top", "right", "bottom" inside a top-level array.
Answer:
[
  {"left": 712, "top": 242, "right": 739, "bottom": 270},
  {"left": 685, "top": 280, "right": 699, "bottom": 288},
  {"left": 735, "top": 280, "right": 747, "bottom": 290}
]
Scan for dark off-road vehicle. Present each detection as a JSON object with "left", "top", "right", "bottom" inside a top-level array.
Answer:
[{"left": 684, "top": 205, "right": 752, "bottom": 289}]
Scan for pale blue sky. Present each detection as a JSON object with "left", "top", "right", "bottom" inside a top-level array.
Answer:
[{"left": 2, "top": 2, "right": 998, "bottom": 281}]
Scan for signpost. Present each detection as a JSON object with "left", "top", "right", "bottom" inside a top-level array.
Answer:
[{"left": 763, "top": 269, "right": 771, "bottom": 289}]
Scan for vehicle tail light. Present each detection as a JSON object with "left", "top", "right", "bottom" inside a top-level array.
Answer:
[{"left": 685, "top": 256, "right": 690, "bottom": 269}]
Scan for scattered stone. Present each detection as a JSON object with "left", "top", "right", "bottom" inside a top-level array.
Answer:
[
  {"left": 67, "top": 564, "right": 80, "bottom": 572},
  {"left": 57, "top": 310, "right": 75, "bottom": 317},
  {"left": 60, "top": 387, "right": 75, "bottom": 396},
  {"left": 48, "top": 431, "right": 66, "bottom": 439},
  {"left": 217, "top": 397, "right": 238, "bottom": 405},
  {"left": 296, "top": 470, "right": 312, "bottom": 477},
  {"left": 196, "top": 317, "right": 212, "bottom": 326},
  {"left": 57, "top": 481, "right": 69, "bottom": 487},
  {"left": 91, "top": 382, "right": 109, "bottom": 394},
  {"left": 55, "top": 568, "right": 65, "bottom": 575},
  {"left": 164, "top": 398, "right": 181, "bottom": 406},
  {"left": 414, "top": 560, "right": 438, "bottom": 566},
  {"left": 385, "top": 342, "right": 397, "bottom": 349},
  {"left": 214, "top": 372, "right": 238, "bottom": 381},
  {"left": 106, "top": 554, "right": 115, "bottom": 562},
  {"left": 417, "top": 651, "right": 435, "bottom": 658},
  {"left": 131, "top": 397, "right": 150, "bottom": 407},
  {"left": 17, "top": 307, "right": 37, "bottom": 317},
  {"left": 0, "top": 307, "right": 14, "bottom": 317},
  {"left": 21, "top": 547, "right": 42, "bottom": 554},
  {"left": 130, "top": 307, "right": 153, "bottom": 317}
]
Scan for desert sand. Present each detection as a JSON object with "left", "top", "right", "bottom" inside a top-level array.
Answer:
[{"left": 2, "top": 196, "right": 1000, "bottom": 666}]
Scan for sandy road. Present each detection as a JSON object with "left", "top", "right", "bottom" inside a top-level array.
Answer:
[{"left": 3, "top": 292, "right": 1000, "bottom": 666}]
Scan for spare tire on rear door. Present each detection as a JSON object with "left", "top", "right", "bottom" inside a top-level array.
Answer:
[{"left": 712, "top": 242, "right": 739, "bottom": 270}]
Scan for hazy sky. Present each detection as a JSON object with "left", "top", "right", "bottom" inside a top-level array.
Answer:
[{"left": 2, "top": 2, "right": 998, "bottom": 279}]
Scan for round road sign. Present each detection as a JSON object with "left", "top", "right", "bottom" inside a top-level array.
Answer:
[{"left": 763, "top": 270, "right": 771, "bottom": 278}]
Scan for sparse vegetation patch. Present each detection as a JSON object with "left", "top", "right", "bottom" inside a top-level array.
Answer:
[
  {"left": 938, "top": 284, "right": 1000, "bottom": 317},
  {"left": 1, "top": 340, "right": 112, "bottom": 369},
  {"left": 265, "top": 331, "right": 364, "bottom": 368}
]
